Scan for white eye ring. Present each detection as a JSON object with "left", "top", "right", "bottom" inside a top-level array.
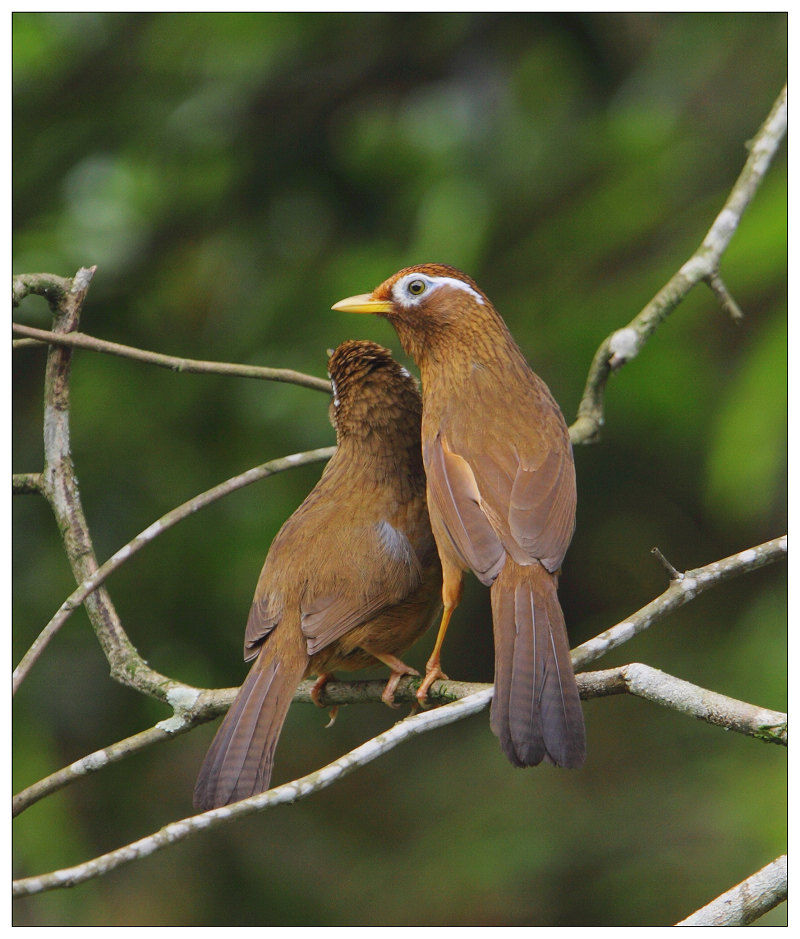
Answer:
[
  {"left": 393, "top": 273, "right": 432, "bottom": 306},
  {"left": 392, "top": 272, "right": 485, "bottom": 307}
]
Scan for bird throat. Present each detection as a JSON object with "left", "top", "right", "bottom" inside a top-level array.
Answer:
[{"left": 392, "top": 308, "right": 525, "bottom": 391}]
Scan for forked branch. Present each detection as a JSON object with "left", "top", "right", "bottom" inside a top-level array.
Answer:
[{"left": 569, "top": 84, "right": 787, "bottom": 445}]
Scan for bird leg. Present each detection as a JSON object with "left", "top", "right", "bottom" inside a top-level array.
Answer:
[
  {"left": 416, "top": 606, "right": 453, "bottom": 704},
  {"left": 310, "top": 671, "right": 338, "bottom": 726},
  {"left": 369, "top": 652, "right": 420, "bottom": 708},
  {"left": 418, "top": 568, "right": 463, "bottom": 706}
]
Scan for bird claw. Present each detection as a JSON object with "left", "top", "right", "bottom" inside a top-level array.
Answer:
[
  {"left": 310, "top": 672, "right": 333, "bottom": 708},
  {"left": 324, "top": 705, "right": 339, "bottom": 728},
  {"left": 381, "top": 664, "right": 420, "bottom": 708},
  {"left": 310, "top": 673, "right": 340, "bottom": 726},
  {"left": 416, "top": 666, "right": 449, "bottom": 708}
]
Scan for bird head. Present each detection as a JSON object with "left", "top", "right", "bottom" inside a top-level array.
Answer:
[
  {"left": 333, "top": 263, "right": 487, "bottom": 320},
  {"left": 326, "top": 339, "right": 421, "bottom": 438},
  {"left": 332, "top": 264, "right": 500, "bottom": 364}
]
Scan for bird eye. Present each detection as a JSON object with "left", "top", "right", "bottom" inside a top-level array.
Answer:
[{"left": 407, "top": 279, "right": 426, "bottom": 296}]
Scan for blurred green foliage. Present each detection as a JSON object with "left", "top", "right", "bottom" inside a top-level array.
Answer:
[{"left": 12, "top": 11, "right": 786, "bottom": 927}]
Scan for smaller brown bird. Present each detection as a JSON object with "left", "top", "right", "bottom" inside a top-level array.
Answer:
[
  {"left": 194, "top": 340, "right": 442, "bottom": 810},
  {"left": 333, "top": 265, "right": 585, "bottom": 770}
]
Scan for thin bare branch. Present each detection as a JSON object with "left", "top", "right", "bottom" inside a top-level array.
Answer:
[
  {"left": 12, "top": 322, "right": 331, "bottom": 393},
  {"left": 13, "top": 724, "right": 196, "bottom": 818},
  {"left": 651, "top": 545, "right": 681, "bottom": 579},
  {"left": 676, "top": 854, "right": 787, "bottom": 925},
  {"left": 569, "top": 84, "right": 787, "bottom": 445},
  {"left": 705, "top": 270, "right": 744, "bottom": 322},
  {"left": 579, "top": 664, "right": 786, "bottom": 745},
  {"left": 571, "top": 536, "right": 787, "bottom": 670}
]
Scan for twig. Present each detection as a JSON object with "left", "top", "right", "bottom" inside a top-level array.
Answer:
[
  {"left": 705, "top": 270, "right": 744, "bottom": 322},
  {"left": 676, "top": 854, "right": 787, "bottom": 925},
  {"left": 651, "top": 546, "right": 681, "bottom": 580},
  {"left": 12, "top": 322, "right": 331, "bottom": 393},
  {"left": 12, "top": 447, "right": 335, "bottom": 695},
  {"left": 569, "top": 84, "right": 787, "bottom": 445},
  {"left": 12, "top": 271, "right": 72, "bottom": 308},
  {"left": 12, "top": 472, "right": 43, "bottom": 494},
  {"left": 12, "top": 688, "right": 494, "bottom": 897},
  {"left": 571, "top": 536, "right": 787, "bottom": 670},
  {"left": 13, "top": 721, "right": 204, "bottom": 818}
]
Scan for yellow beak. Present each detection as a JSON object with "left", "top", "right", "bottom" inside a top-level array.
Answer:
[{"left": 331, "top": 293, "right": 394, "bottom": 315}]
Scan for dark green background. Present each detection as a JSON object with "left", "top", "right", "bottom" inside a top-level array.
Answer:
[{"left": 12, "top": 12, "right": 786, "bottom": 926}]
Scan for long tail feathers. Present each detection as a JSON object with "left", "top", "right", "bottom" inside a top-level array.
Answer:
[
  {"left": 490, "top": 560, "right": 585, "bottom": 769},
  {"left": 193, "top": 652, "right": 305, "bottom": 810}
]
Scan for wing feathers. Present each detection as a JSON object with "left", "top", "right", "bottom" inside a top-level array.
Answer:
[
  {"left": 301, "top": 521, "right": 425, "bottom": 653},
  {"left": 508, "top": 447, "right": 576, "bottom": 571},
  {"left": 244, "top": 589, "right": 282, "bottom": 661},
  {"left": 425, "top": 432, "right": 505, "bottom": 585},
  {"left": 426, "top": 429, "right": 575, "bottom": 577}
]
